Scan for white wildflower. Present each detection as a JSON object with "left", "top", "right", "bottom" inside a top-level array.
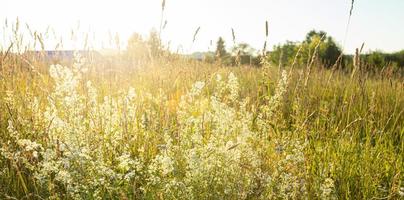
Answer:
[
  {"left": 127, "top": 87, "right": 136, "bottom": 100},
  {"left": 227, "top": 72, "right": 239, "bottom": 102},
  {"left": 17, "top": 139, "right": 42, "bottom": 152},
  {"left": 320, "top": 178, "right": 336, "bottom": 199}
]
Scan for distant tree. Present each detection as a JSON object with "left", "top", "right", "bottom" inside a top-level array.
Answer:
[
  {"left": 231, "top": 43, "right": 256, "bottom": 65},
  {"left": 269, "top": 30, "right": 342, "bottom": 68},
  {"left": 147, "top": 29, "right": 162, "bottom": 58},
  {"left": 215, "top": 37, "right": 227, "bottom": 59},
  {"left": 365, "top": 51, "right": 386, "bottom": 68},
  {"left": 321, "top": 36, "right": 342, "bottom": 67},
  {"left": 203, "top": 52, "right": 216, "bottom": 63},
  {"left": 393, "top": 50, "right": 404, "bottom": 67},
  {"left": 379, "top": 50, "right": 404, "bottom": 68},
  {"left": 305, "top": 30, "right": 327, "bottom": 43},
  {"left": 214, "top": 37, "right": 234, "bottom": 65},
  {"left": 270, "top": 41, "right": 299, "bottom": 67},
  {"left": 231, "top": 43, "right": 254, "bottom": 56},
  {"left": 126, "top": 33, "right": 148, "bottom": 63},
  {"left": 267, "top": 29, "right": 404, "bottom": 70},
  {"left": 302, "top": 30, "right": 342, "bottom": 68}
]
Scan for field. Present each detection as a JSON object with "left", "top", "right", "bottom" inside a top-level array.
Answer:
[
  {"left": 1, "top": 0, "right": 404, "bottom": 196},
  {"left": 0, "top": 46, "right": 403, "bottom": 199}
]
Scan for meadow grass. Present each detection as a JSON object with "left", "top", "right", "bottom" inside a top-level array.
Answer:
[{"left": 0, "top": 22, "right": 403, "bottom": 199}]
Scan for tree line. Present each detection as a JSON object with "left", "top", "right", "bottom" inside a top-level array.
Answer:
[
  {"left": 209, "top": 30, "right": 404, "bottom": 70},
  {"left": 126, "top": 29, "right": 404, "bottom": 70}
]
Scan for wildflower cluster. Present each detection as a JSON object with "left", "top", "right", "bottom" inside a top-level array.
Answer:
[{"left": 0, "top": 61, "right": 316, "bottom": 199}]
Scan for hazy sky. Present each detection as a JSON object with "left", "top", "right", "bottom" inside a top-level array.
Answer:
[{"left": 2, "top": 0, "right": 404, "bottom": 54}]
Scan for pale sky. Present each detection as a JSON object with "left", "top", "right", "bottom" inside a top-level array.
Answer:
[{"left": 1, "top": 0, "right": 404, "bottom": 54}]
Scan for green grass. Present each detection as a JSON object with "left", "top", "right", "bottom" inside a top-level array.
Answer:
[{"left": 0, "top": 46, "right": 403, "bottom": 199}]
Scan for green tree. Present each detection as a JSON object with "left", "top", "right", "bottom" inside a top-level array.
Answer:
[
  {"left": 269, "top": 30, "right": 342, "bottom": 68},
  {"left": 305, "top": 30, "right": 327, "bottom": 44},
  {"left": 366, "top": 51, "right": 386, "bottom": 68},
  {"left": 215, "top": 37, "right": 227, "bottom": 60},
  {"left": 322, "top": 36, "right": 341, "bottom": 67},
  {"left": 374, "top": 50, "right": 404, "bottom": 69},
  {"left": 301, "top": 30, "right": 342, "bottom": 68},
  {"left": 270, "top": 41, "right": 299, "bottom": 67}
]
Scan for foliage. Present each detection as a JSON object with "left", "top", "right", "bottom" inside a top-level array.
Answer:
[
  {"left": 270, "top": 30, "right": 343, "bottom": 68},
  {"left": 270, "top": 41, "right": 299, "bottom": 67}
]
